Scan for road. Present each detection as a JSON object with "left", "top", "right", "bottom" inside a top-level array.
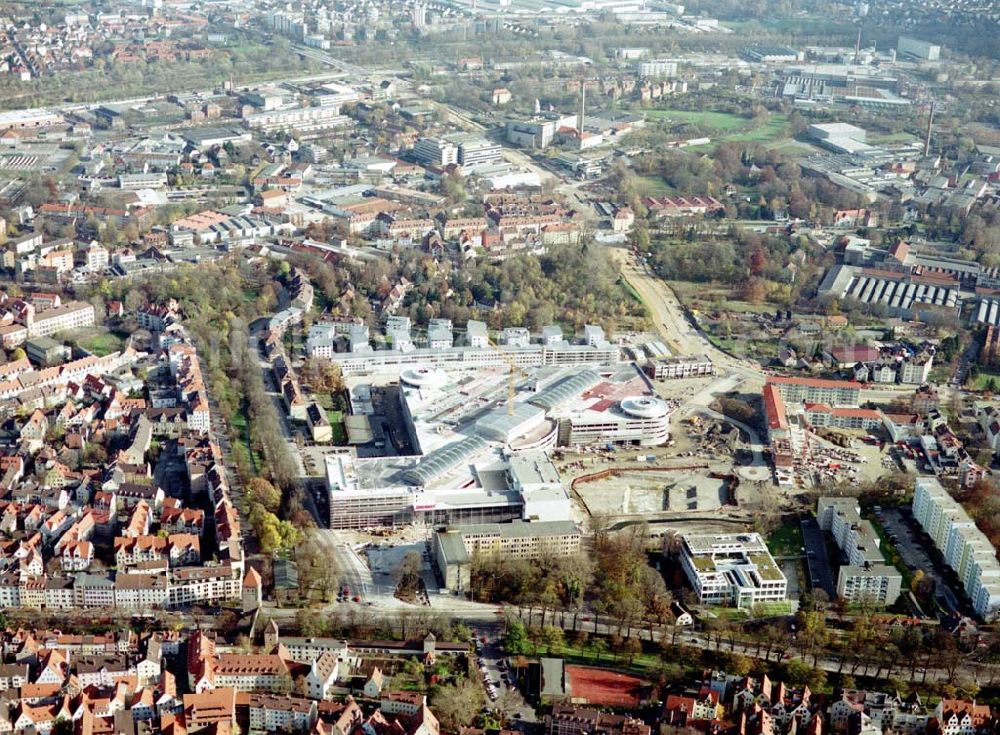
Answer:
[
  {"left": 291, "top": 44, "right": 369, "bottom": 77},
  {"left": 610, "top": 248, "right": 753, "bottom": 374},
  {"left": 258, "top": 357, "right": 307, "bottom": 478},
  {"left": 952, "top": 340, "right": 980, "bottom": 388},
  {"left": 879, "top": 507, "right": 963, "bottom": 615},
  {"left": 474, "top": 637, "right": 536, "bottom": 723},
  {"left": 260, "top": 594, "right": 978, "bottom": 685}
]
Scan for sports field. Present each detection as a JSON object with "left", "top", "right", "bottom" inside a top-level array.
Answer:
[{"left": 566, "top": 665, "right": 647, "bottom": 706}]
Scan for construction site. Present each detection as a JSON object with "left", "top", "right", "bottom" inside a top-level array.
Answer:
[
  {"left": 544, "top": 403, "right": 764, "bottom": 541},
  {"left": 573, "top": 468, "right": 733, "bottom": 516}
]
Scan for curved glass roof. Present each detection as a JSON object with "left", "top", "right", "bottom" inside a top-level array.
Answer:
[
  {"left": 402, "top": 436, "right": 489, "bottom": 486},
  {"left": 528, "top": 369, "right": 602, "bottom": 411}
]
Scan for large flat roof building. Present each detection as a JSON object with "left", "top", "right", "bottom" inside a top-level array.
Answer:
[
  {"left": 432, "top": 520, "right": 581, "bottom": 591},
  {"left": 679, "top": 533, "right": 787, "bottom": 608}
]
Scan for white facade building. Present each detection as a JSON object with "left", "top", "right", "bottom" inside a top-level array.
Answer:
[
  {"left": 412, "top": 137, "right": 458, "bottom": 167},
  {"left": 679, "top": 533, "right": 787, "bottom": 608},
  {"left": 912, "top": 477, "right": 1000, "bottom": 619}
]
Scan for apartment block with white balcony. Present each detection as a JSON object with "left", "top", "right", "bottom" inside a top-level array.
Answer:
[{"left": 911, "top": 477, "right": 1000, "bottom": 619}]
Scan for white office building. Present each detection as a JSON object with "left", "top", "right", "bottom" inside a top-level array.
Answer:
[
  {"left": 466, "top": 320, "right": 488, "bottom": 348},
  {"left": 638, "top": 59, "right": 678, "bottom": 77},
  {"left": 897, "top": 36, "right": 940, "bottom": 61},
  {"left": 446, "top": 133, "right": 504, "bottom": 168},
  {"left": 412, "top": 137, "right": 458, "bottom": 167},
  {"left": 679, "top": 533, "right": 787, "bottom": 608}
]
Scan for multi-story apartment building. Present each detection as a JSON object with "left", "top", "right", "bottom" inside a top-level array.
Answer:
[
  {"left": 184, "top": 689, "right": 237, "bottom": 732},
  {"left": 547, "top": 706, "right": 652, "bottom": 735},
  {"left": 0, "top": 664, "right": 29, "bottom": 690},
  {"left": 803, "top": 405, "right": 882, "bottom": 432},
  {"left": 245, "top": 694, "right": 318, "bottom": 733},
  {"left": 837, "top": 566, "right": 902, "bottom": 605},
  {"left": 638, "top": 58, "right": 679, "bottom": 77},
  {"left": 433, "top": 521, "right": 581, "bottom": 591},
  {"left": 912, "top": 477, "right": 1000, "bottom": 619},
  {"left": 25, "top": 302, "right": 95, "bottom": 340},
  {"left": 817, "top": 497, "right": 901, "bottom": 605},
  {"left": 83, "top": 242, "right": 108, "bottom": 272},
  {"left": 380, "top": 691, "right": 426, "bottom": 717},
  {"left": 74, "top": 574, "right": 115, "bottom": 608},
  {"left": 644, "top": 354, "right": 714, "bottom": 380},
  {"left": 767, "top": 376, "right": 862, "bottom": 406},
  {"left": 137, "top": 301, "right": 179, "bottom": 331},
  {"left": 678, "top": 533, "right": 787, "bottom": 608},
  {"left": 198, "top": 654, "right": 298, "bottom": 694},
  {"left": 168, "top": 565, "right": 242, "bottom": 608},
  {"left": 900, "top": 355, "right": 933, "bottom": 385},
  {"left": 114, "top": 574, "right": 170, "bottom": 609}
]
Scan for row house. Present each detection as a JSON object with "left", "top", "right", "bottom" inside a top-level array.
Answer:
[
  {"left": 59, "top": 540, "right": 93, "bottom": 572},
  {"left": 74, "top": 653, "right": 135, "bottom": 689},
  {"left": 160, "top": 506, "right": 205, "bottom": 535},
  {"left": 114, "top": 573, "right": 170, "bottom": 610},
  {"left": 113, "top": 533, "right": 201, "bottom": 569},
  {"left": 167, "top": 564, "right": 241, "bottom": 608},
  {"left": 242, "top": 693, "right": 318, "bottom": 733},
  {"left": 195, "top": 653, "right": 305, "bottom": 694}
]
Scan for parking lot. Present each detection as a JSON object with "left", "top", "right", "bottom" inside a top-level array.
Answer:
[
  {"left": 799, "top": 518, "right": 836, "bottom": 598},
  {"left": 876, "top": 507, "right": 963, "bottom": 614},
  {"left": 366, "top": 541, "right": 437, "bottom": 605},
  {"left": 472, "top": 632, "right": 534, "bottom": 722}
]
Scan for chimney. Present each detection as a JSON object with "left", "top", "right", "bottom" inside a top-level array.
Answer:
[
  {"left": 578, "top": 79, "right": 586, "bottom": 132},
  {"left": 924, "top": 101, "right": 935, "bottom": 157}
]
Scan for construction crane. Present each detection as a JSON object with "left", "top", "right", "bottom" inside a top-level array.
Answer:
[{"left": 486, "top": 338, "right": 526, "bottom": 416}]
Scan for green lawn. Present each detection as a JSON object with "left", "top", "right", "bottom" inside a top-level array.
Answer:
[
  {"left": 524, "top": 639, "right": 662, "bottom": 674},
  {"left": 767, "top": 140, "right": 816, "bottom": 154},
  {"left": 645, "top": 109, "right": 748, "bottom": 131},
  {"left": 634, "top": 175, "right": 675, "bottom": 196},
  {"left": 686, "top": 113, "right": 790, "bottom": 151},
  {"left": 966, "top": 370, "right": 1000, "bottom": 392},
  {"left": 750, "top": 601, "right": 794, "bottom": 617},
  {"left": 232, "top": 409, "right": 264, "bottom": 471},
  {"left": 69, "top": 330, "right": 125, "bottom": 357},
  {"left": 722, "top": 113, "right": 789, "bottom": 143},
  {"left": 767, "top": 524, "right": 805, "bottom": 557},
  {"left": 327, "top": 410, "right": 348, "bottom": 445}
]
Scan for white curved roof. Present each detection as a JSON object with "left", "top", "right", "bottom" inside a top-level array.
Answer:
[
  {"left": 400, "top": 367, "right": 448, "bottom": 388},
  {"left": 620, "top": 396, "right": 670, "bottom": 419}
]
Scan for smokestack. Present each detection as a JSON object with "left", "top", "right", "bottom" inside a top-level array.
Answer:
[
  {"left": 854, "top": 28, "right": 861, "bottom": 65},
  {"left": 924, "top": 101, "right": 935, "bottom": 157},
  {"left": 579, "top": 79, "right": 586, "bottom": 132}
]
